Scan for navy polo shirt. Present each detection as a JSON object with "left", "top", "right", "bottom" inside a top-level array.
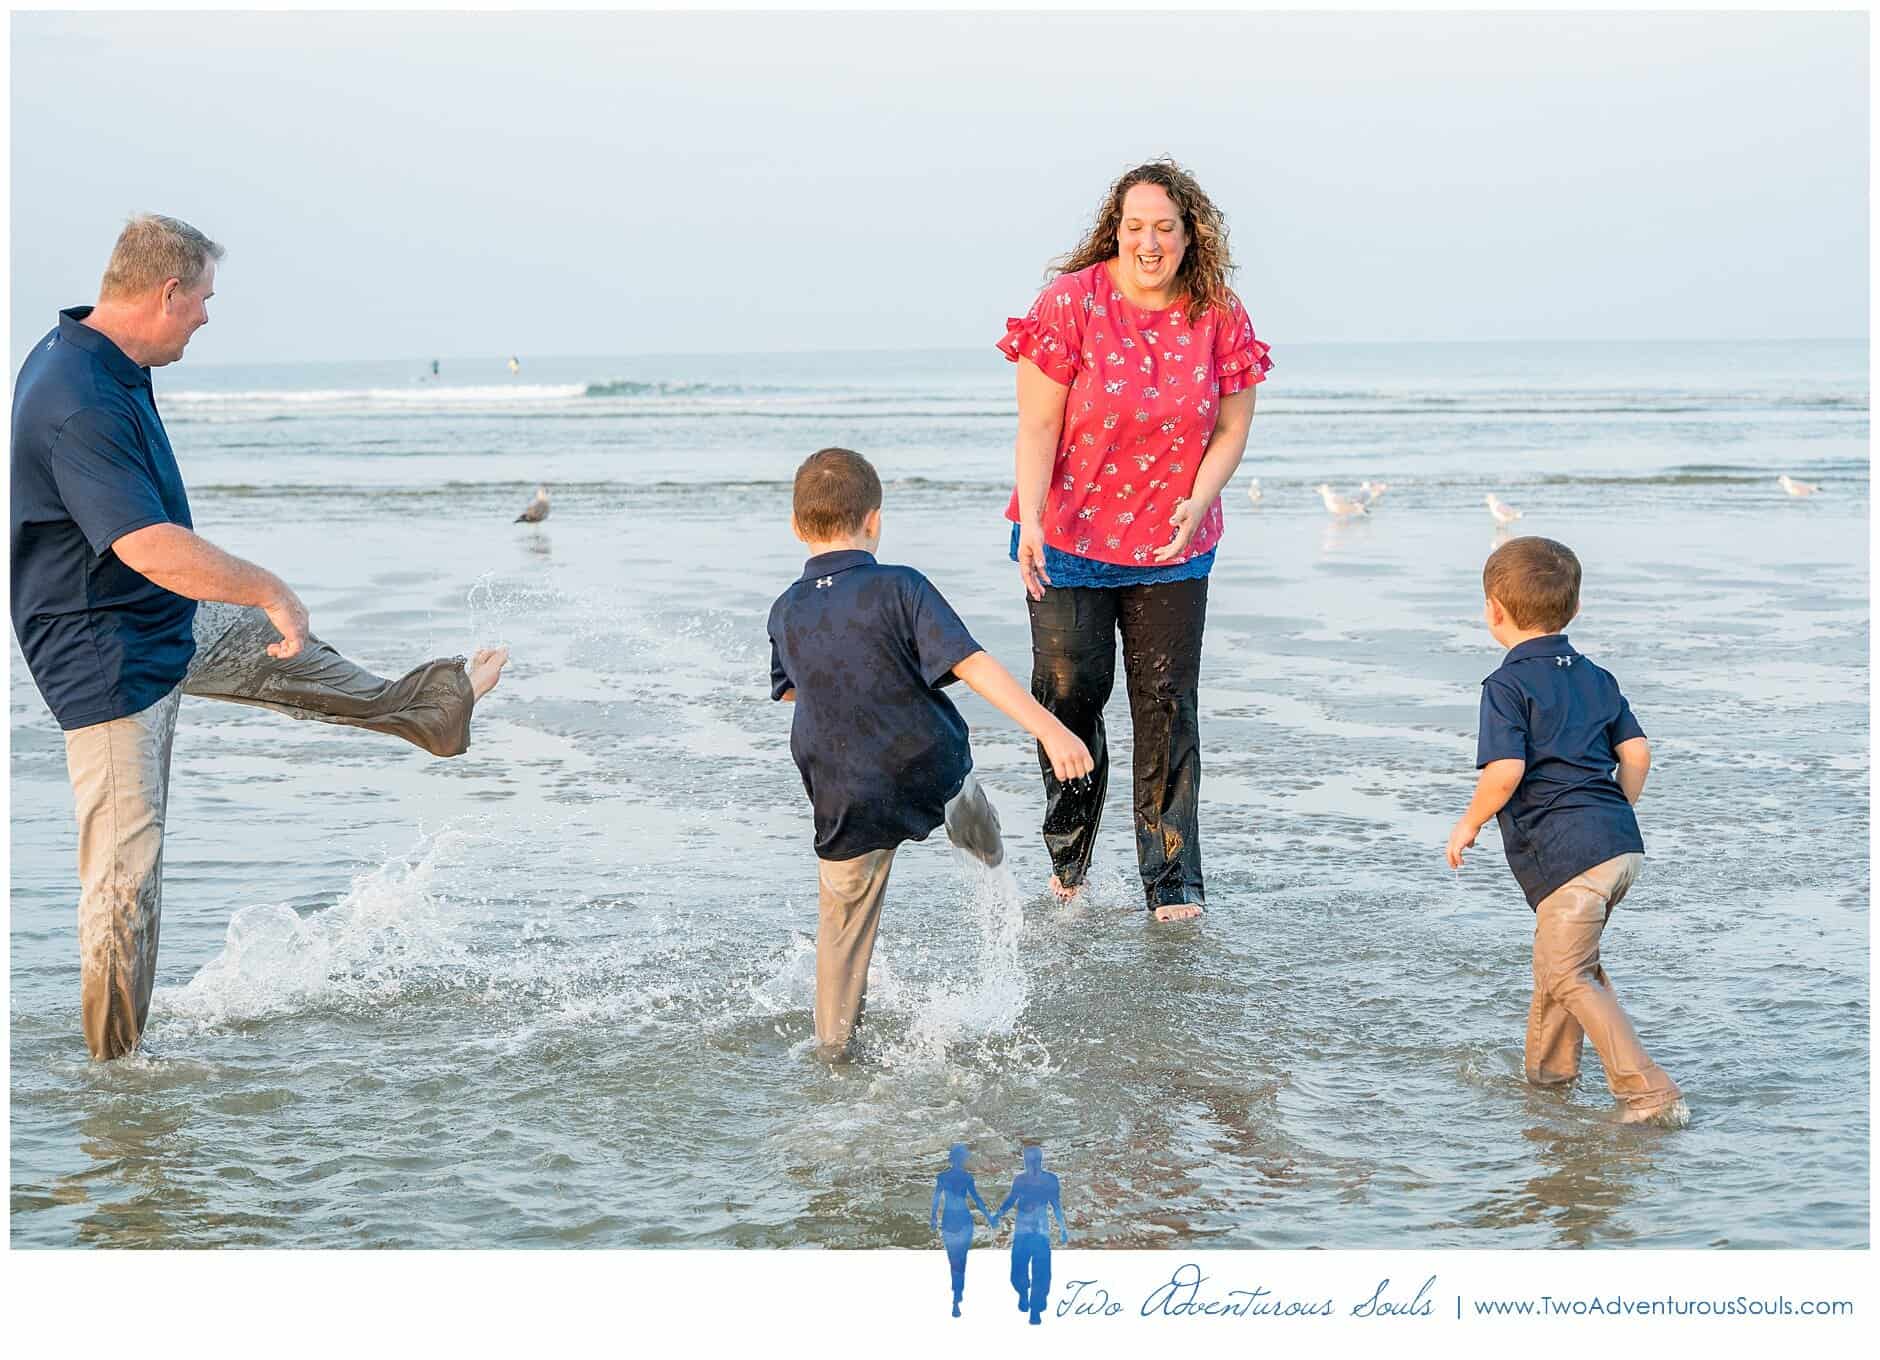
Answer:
[
  {"left": 10, "top": 307, "right": 196, "bottom": 729},
  {"left": 768, "top": 550, "right": 982, "bottom": 861},
  {"left": 1477, "top": 634, "right": 1647, "bottom": 908}
]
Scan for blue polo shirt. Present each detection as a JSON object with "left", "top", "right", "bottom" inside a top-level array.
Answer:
[
  {"left": 1477, "top": 634, "right": 1647, "bottom": 909},
  {"left": 10, "top": 307, "right": 196, "bottom": 729},
  {"left": 768, "top": 550, "right": 982, "bottom": 861}
]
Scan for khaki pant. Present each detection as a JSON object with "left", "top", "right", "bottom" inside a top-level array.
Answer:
[
  {"left": 814, "top": 772, "right": 1002, "bottom": 1057},
  {"left": 184, "top": 603, "right": 474, "bottom": 757},
  {"left": 65, "top": 688, "right": 181, "bottom": 1062},
  {"left": 1527, "top": 852, "right": 1681, "bottom": 1115},
  {"left": 61, "top": 605, "right": 476, "bottom": 1060}
]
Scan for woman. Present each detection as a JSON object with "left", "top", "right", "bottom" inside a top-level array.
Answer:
[{"left": 998, "top": 159, "right": 1271, "bottom": 921}]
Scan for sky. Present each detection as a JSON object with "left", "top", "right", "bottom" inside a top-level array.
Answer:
[{"left": 8, "top": 9, "right": 1869, "bottom": 365}]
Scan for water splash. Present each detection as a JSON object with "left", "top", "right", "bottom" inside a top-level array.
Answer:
[
  {"left": 877, "top": 858, "right": 1031, "bottom": 1068},
  {"left": 154, "top": 829, "right": 478, "bottom": 1031}
]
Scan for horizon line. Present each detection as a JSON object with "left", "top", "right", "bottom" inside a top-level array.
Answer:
[{"left": 163, "top": 336, "right": 1873, "bottom": 369}]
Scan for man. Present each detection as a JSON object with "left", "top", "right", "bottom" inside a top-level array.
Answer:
[
  {"left": 11, "top": 214, "right": 506, "bottom": 1060},
  {"left": 995, "top": 1145, "right": 1068, "bottom": 1325}
]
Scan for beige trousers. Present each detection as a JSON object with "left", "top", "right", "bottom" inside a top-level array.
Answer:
[
  {"left": 1527, "top": 851, "right": 1681, "bottom": 1114},
  {"left": 813, "top": 773, "right": 1002, "bottom": 1057},
  {"left": 65, "top": 688, "right": 182, "bottom": 1061},
  {"left": 61, "top": 606, "right": 477, "bottom": 1059}
]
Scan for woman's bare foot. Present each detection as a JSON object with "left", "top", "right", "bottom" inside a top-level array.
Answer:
[
  {"left": 1048, "top": 874, "right": 1082, "bottom": 903},
  {"left": 467, "top": 647, "right": 509, "bottom": 702},
  {"left": 1153, "top": 903, "right": 1203, "bottom": 922}
]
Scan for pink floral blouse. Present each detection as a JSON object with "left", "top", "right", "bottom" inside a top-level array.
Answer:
[{"left": 999, "top": 260, "right": 1272, "bottom": 566}]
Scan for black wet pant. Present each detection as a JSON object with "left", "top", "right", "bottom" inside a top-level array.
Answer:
[{"left": 1026, "top": 577, "right": 1207, "bottom": 910}]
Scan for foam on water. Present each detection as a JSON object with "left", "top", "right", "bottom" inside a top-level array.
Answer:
[{"left": 155, "top": 828, "right": 478, "bottom": 1030}]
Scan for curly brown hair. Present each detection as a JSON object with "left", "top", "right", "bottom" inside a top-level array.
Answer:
[{"left": 1051, "top": 158, "right": 1235, "bottom": 318}]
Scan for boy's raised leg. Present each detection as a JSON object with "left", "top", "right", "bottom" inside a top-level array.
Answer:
[{"left": 943, "top": 771, "right": 1004, "bottom": 868}]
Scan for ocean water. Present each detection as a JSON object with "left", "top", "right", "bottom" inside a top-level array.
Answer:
[{"left": 8, "top": 340, "right": 1869, "bottom": 1248}]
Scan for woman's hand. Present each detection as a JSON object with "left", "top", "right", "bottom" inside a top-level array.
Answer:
[
  {"left": 1017, "top": 520, "right": 1053, "bottom": 601},
  {"left": 1152, "top": 498, "right": 1203, "bottom": 563}
]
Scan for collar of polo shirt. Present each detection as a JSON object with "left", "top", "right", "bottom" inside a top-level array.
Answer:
[
  {"left": 1501, "top": 633, "right": 1575, "bottom": 666},
  {"left": 58, "top": 307, "right": 151, "bottom": 389},
  {"left": 797, "top": 549, "right": 876, "bottom": 583}
]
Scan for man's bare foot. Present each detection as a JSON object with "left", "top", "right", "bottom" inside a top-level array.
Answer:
[
  {"left": 1048, "top": 874, "right": 1082, "bottom": 903},
  {"left": 1153, "top": 903, "right": 1203, "bottom": 922},
  {"left": 468, "top": 646, "right": 509, "bottom": 702}
]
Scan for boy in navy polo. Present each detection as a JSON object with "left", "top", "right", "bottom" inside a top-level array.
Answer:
[
  {"left": 769, "top": 448, "right": 1094, "bottom": 1060},
  {"left": 1445, "top": 536, "right": 1686, "bottom": 1126}
]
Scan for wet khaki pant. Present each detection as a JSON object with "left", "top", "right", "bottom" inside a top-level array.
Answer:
[
  {"left": 62, "top": 605, "right": 475, "bottom": 1059},
  {"left": 814, "top": 772, "right": 1003, "bottom": 1057},
  {"left": 1527, "top": 851, "right": 1682, "bottom": 1115}
]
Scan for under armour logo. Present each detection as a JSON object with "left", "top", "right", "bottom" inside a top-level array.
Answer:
[
  {"left": 1555, "top": 656, "right": 1574, "bottom": 667},
  {"left": 816, "top": 576, "right": 834, "bottom": 588}
]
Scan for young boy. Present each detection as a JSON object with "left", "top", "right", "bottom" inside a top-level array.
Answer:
[
  {"left": 1446, "top": 535, "right": 1686, "bottom": 1126},
  {"left": 769, "top": 447, "right": 1094, "bottom": 1061}
]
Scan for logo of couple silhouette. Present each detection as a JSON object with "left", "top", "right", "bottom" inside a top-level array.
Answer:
[{"left": 930, "top": 1143, "right": 1068, "bottom": 1323}]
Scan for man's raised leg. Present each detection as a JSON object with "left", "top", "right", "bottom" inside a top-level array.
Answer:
[{"left": 182, "top": 603, "right": 504, "bottom": 757}]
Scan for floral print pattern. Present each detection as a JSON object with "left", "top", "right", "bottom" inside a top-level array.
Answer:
[{"left": 999, "top": 261, "right": 1272, "bottom": 566}]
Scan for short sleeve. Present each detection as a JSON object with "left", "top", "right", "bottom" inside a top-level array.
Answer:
[
  {"left": 996, "top": 278, "right": 1084, "bottom": 386},
  {"left": 1608, "top": 690, "right": 1645, "bottom": 746},
  {"left": 769, "top": 636, "right": 794, "bottom": 700},
  {"left": 909, "top": 576, "right": 981, "bottom": 688},
  {"left": 1211, "top": 292, "right": 1273, "bottom": 397},
  {"left": 1476, "top": 680, "right": 1530, "bottom": 767},
  {"left": 47, "top": 407, "right": 174, "bottom": 556}
]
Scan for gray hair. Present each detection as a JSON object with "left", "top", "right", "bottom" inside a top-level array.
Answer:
[{"left": 99, "top": 214, "right": 224, "bottom": 298}]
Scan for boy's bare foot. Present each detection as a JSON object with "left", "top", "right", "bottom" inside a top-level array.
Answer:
[
  {"left": 1153, "top": 903, "right": 1204, "bottom": 922},
  {"left": 1048, "top": 874, "right": 1082, "bottom": 903},
  {"left": 468, "top": 647, "right": 509, "bottom": 702},
  {"left": 1621, "top": 1096, "right": 1690, "bottom": 1128}
]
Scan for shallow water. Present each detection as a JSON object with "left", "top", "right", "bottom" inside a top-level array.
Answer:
[{"left": 8, "top": 341, "right": 1869, "bottom": 1247}]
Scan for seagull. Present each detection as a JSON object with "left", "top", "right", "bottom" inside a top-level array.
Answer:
[
  {"left": 514, "top": 485, "right": 550, "bottom": 524},
  {"left": 1316, "top": 483, "right": 1369, "bottom": 517},
  {"left": 1359, "top": 480, "right": 1389, "bottom": 503},
  {"left": 1246, "top": 478, "right": 1263, "bottom": 505},
  {"left": 1485, "top": 493, "right": 1523, "bottom": 526},
  {"left": 1778, "top": 474, "right": 1821, "bottom": 498}
]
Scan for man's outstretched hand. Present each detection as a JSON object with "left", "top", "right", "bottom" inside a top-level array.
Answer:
[{"left": 264, "top": 589, "right": 310, "bottom": 659}]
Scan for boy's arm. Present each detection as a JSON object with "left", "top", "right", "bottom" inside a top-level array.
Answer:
[
  {"left": 951, "top": 650, "right": 1093, "bottom": 780},
  {"left": 768, "top": 635, "right": 795, "bottom": 703},
  {"left": 1446, "top": 759, "right": 1525, "bottom": 869},
  {"left": 1614, "top": 736, "right": 1650, "bottom": 805}
]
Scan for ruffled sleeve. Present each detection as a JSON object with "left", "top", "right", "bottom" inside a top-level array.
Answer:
[
  {"left": 1212, "top": 291, "right": 1273, "bottom": 396},
  {"left": 996, "top": 277, "right": 1086, "bottom": 386}
]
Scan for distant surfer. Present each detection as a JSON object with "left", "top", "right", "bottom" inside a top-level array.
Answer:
[{"left": 507, "top": 355, "right": 521, "bottom": 375}]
